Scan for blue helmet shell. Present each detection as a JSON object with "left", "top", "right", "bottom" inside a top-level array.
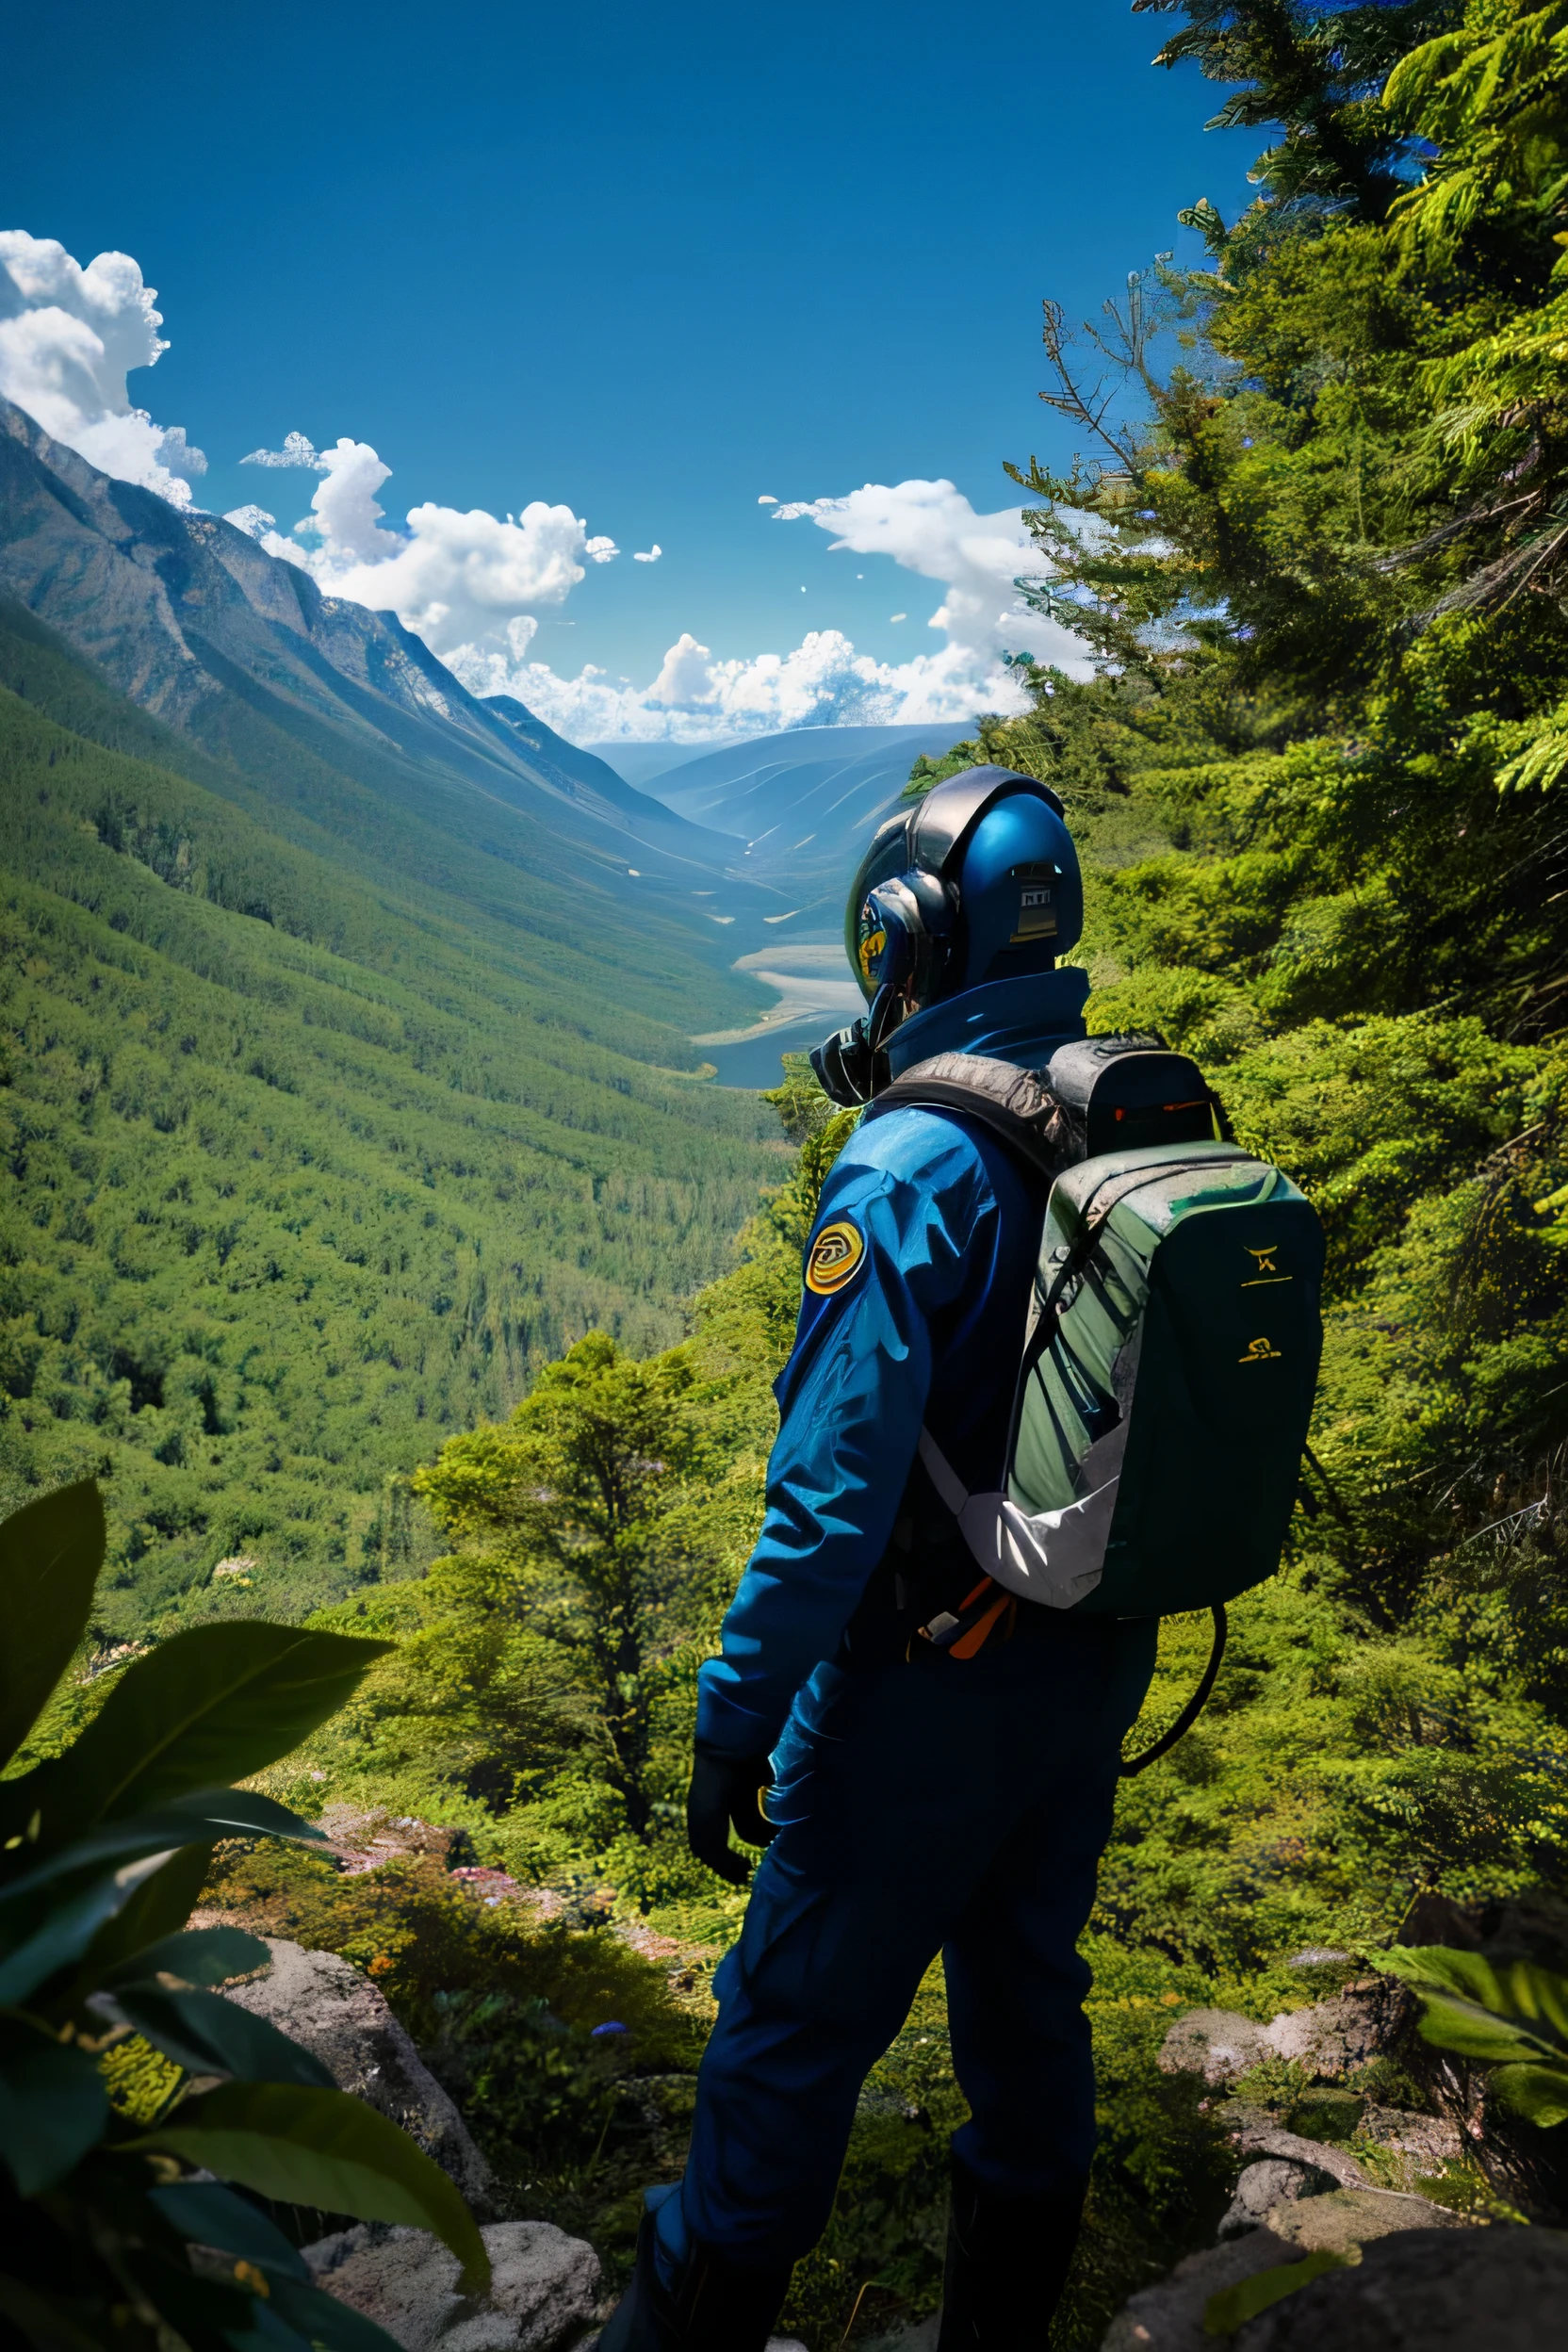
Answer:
[
  {"left": 845, "top": 768, "right": 1083, "bottom": 1013},
  {"left": 953, "top": 792, "right": 1083, "bottom": 994}
]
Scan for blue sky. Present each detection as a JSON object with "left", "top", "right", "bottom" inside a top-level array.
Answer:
[{"left": 0, "top": 1, "right": 1262, "bottom": 741}]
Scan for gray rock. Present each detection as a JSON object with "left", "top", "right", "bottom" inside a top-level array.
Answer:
[
  {"left": 1219, "top": 2159, "right": 1338, "bottom": 2240},
  {"left": 1235, "top": 2224, "right": 1568, "bottom": 2348},
  {"left": 1156, "top": 2008, "right": 1273, "bottom": 2086},
  {"left": 1228, "top": 2119, "right": 1369, "bottom": 2191},
  {"left": 306, "top": 2222, "right": 597, "bottom": 2352},
  {"left": 1262, "top": 1988, "right": 1392, "bottom": 2082},
  {"left": 1358, "top": 2104, "right": 1464, "bottom": 2171},
  {"left": 584, "top": 2333, "right": 806, "bottom": 2350},
  {"left": 1159, "top": 1986, "right": 1397, "bottom": 2094},
  {"left": 224, "top": 1937, "right": 492, "bottom": 2212},
  {"left": 1261, "top": 2186, "right": 1464, "bottom": 2255},
  {"left": 1101, "top": 2230, "right": 1298, "bottom": 2349}
]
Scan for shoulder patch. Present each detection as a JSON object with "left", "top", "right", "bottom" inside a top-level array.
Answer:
[{"left": 806, "top": 1217, "right": 866, "bottom": 1297}]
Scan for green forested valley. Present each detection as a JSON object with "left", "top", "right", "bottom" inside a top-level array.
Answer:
[
  {"left": 8, "top": 6, "right": 1568, "bottom": 2346},
  {"left": 0, "top": 598, "right": 781, "bottom": 1633}
]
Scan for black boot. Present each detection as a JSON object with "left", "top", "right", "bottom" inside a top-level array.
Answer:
[
  {"left": 599, "top": 2203, "right": 792, "bottom": 2352},
  {"left": 935, "top": 2155, "right": 1086, "bottom": 2350},
  {"left": 598, "top": 2207, "right": 678, "bottom": 2352}
]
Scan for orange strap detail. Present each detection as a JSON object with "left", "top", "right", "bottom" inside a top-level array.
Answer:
[{"left": 948, "top": 1592, "right": 1012, "bottom": 1660}]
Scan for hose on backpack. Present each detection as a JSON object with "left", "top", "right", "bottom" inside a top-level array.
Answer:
[{"left": 1119, "top": 1604, "right": 1228, "bottom": 1778}]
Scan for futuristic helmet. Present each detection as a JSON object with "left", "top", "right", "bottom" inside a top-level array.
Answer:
[{"left": 811, "top": 766, "right": 1083, "bottom": 1105}]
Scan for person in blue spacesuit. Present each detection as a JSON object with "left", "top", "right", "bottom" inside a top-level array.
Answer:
[{"left": 602, "top": 768, "right": 1159, "bottom": 2352}]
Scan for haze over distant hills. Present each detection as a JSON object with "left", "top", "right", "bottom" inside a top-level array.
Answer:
[
  {"left": 620, "top": 723, "right": 966, "bottom": 935},
  {"left": 592, "top": 723, "right": 972, "bottom": 1086},
  {"left": 583, "top": 740, "right": 732, "bottom": 790}
]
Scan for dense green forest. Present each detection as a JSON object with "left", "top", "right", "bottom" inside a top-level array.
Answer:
[
  {"left": 0, "top": 600, "right": 781, "bottom": 1636},
  {"left": 13, "top": 4, "right": 1568, "bottom": 2345}
]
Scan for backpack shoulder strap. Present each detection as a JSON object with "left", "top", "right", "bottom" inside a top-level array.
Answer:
[{"left": 863, "top": 1053, "right": 1067, "bottom": 1179}]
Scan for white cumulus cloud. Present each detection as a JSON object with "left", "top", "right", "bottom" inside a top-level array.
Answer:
[
  {"left": 241, "top": 430, "right": 327, "bottom": 471},
  {"left": 446, "top": 478, "right": 1091, "bottom": 743},
  {"left": 234, "top": 437, "right": 622, "bottom": 654},
  {"left": 0, "top": 230, "right": 206, "bottom": 507},
  {"left": 448, "top": 618, "right": 1052, "bottom": 746},
  {"left": 775, "top": 478, "right": 1083, "bottom": 680},
  {"left": 0, "top": 237, "right": 1086, "bottom": 748}
]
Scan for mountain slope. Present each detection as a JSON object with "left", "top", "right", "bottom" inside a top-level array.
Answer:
[
  {"left": 0, "top": 500, "right": 790, "bottom": 1639},
  {"left": 0, "top": 395, "right": 794, "bottom": 970}
]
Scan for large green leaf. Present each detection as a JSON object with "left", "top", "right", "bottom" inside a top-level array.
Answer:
[
  {"left": 1481, "top": 1957, "right": 1568, "bottom": 2044},
  {"left": 1203, "top": 2248, "right": 1351, "bottom": 2336},
  {"left": 266, "top": 2277, "right": 407, "bottom": 2352},
  {"left": 130, "top": 2081, "right": 490, "bottom": 2293},
  {"left": 1490, "top": 2059, "right": 1568, "bottom": 2129},
  {"left": 25, "top": 1625, "right": 389, "bottom": 1841},
  {"left": 75, "top": 1844, "right": 216, "bottom": 1985},
  {"left": 0, "top": 1483, "right": 104, "bottom": 1771},
  {"left": 147, "top": 2185, "right": 400, "bottom": 2352},
  {"left": 114, "top": 1984, "right": 335, "bottom": 2087},
  {"left": 1413, "top": 1988, "right": 1548, "bottom": 2066},
  {"left": 1, "top": 1800, "right": 313, "bottom": 2011},
  {"left": 1380, "top": 1945, "right": 1568, "bottom": 2076},
  {"left": 148, "top": 2180, "right": 309, "bottom": 2278},
  {"left": 0, "top": 2015, "right": 108, "bottom": 2194},
  {"left": 104, "top": 1923, "right": 271, "bottom": 1990},
  {"left": 1380, "top": 1944, "right": 1488, "bottom": 2000},
  {"left": 1380, "top": 1946, "right": 1568, "bottom": 2042},
  {"left": 123, "top": 2246, "right": 284, "bottom": 2352},
  {"left": 0, "top": 1847, "right": 183, "bottom": 2006},
  {"left": 0, "top": 1789, "right": 322, "bottom": 1903}
]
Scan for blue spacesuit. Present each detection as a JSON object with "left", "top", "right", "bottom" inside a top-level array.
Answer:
[{"left": 604, "top": 773, "right": 1160, "bottom": 2352}]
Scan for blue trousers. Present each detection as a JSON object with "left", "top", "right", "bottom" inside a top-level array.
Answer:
[{"left": 677, "top": 1614, "right": 1158, "bottom": 2267}]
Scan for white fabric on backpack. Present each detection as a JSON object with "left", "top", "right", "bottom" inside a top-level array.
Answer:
[{"left": 916, "top": 1423, "right": 1124, "bottom": 1610}]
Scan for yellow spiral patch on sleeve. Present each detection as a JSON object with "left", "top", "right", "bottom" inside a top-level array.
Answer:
[{"left": 806, "top": 1218, "right": 866, "bottom": 1296}]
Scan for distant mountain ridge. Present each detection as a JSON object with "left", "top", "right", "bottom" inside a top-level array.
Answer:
[
  {"left": 636, "top": 722, "right": 968, "bottom": 932},
  {"left": 583, "top": 739, "right": 742, "bottom": 789}
]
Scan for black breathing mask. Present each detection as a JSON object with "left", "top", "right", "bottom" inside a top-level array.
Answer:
[{"left": 809, "top": 1018, "right": 890, "bottom": 1108}]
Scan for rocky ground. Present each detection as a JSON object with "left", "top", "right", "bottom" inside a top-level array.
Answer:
[
  {"left": 1095, "top": 1903, "right": 1568, "bottom": 2349},
  {"left": 194, "top": 1822, "right": 1567, "bottom": 2349}
]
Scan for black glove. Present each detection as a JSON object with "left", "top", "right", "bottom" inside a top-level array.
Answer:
[{"left": 687, "top": 1742, "right": 777, "bottom": 1885}]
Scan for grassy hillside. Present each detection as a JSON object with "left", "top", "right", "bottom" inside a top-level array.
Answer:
[{"left": 0, "top": 612, "right": 783, "bottom": 1636}]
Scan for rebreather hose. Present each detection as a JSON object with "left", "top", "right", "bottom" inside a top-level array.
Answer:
[{"left": 1119, "top": 1604, "right": 1228, "bottom": 1778}]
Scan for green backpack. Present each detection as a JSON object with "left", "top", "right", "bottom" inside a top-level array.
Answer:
[{"left": 868, "top": 1037, "right": 1325, "bottom": 1759}]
